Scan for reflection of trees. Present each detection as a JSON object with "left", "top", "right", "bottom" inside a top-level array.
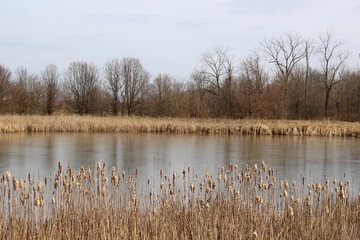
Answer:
[
  {"left": 43, "top": 133, "right": 56, "bottom": 171},
  {"left": 0, "top": 134, "right": 11, "bottom": 172}
]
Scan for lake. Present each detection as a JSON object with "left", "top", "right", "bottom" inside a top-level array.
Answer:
[{"left": 1, "top": 133, "right": 360, "bottom": 193}]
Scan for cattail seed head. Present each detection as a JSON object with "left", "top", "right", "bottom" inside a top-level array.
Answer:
[
  {"left": 13, "top": 178, "right": 19, "bottom": 192},
  {"left": 5, "top": 171, "right": 11, "bottom": 182},
  {"left": 262, "top": 161, "right": 266, "bottom": 172},
  {"left": 228, "top": 163, "right": 233, "bottom": 173},
  {"left": 284, "top": 190, "right": 288, "bottom": 198},
  {"left": 190, "top": 183, "right": 195, "bottom": 193},
  {"left": 288, "top": 206, "right": 294, "bottom": 217},
  {"left": 255, "top": 195, "right": 264, "bottom": 204}
]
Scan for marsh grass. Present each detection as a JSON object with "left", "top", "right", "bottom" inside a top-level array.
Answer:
[
  {"left": 1, "top": 162, "right": 360, "bottom": 239},
  {"left": 0, "top": 115, "right": 360, "bottom": 137}
]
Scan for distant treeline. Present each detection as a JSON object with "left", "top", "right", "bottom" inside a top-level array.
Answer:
[{"left": 1, "top": 31, "right": 359, "bottom": 121}]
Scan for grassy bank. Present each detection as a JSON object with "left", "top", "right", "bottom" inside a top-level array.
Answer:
[
  {"left": 0, "top": 115, "right": 360, "bottom": 137},
  {"left": 1, "top": 162, "right": 359, "bottom": 239}
]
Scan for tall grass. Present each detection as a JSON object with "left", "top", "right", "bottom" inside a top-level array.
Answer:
[
  {"left": 1, "top": 162, "right": 359, "bottom": 239},
  {"left": 0, "top": 115, "right": 360, "bottom": 137}
]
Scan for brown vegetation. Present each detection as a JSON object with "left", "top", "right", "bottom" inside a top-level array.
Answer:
[
  {"left": 1, "top": 161, "right": 359, "bottom": 239},
  {"left": 1, "top": 32, "right": 360, "bottom": 121},
  {"left": 0, "top": 115, "right": 360, "bottom": 137}
]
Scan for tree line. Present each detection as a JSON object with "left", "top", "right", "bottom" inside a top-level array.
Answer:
[{"left": 1, "top": 31, "right": 360, "bottom": 121}]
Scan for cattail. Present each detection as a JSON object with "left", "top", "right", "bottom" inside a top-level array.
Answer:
[
  {"left": 288, "top": 206, "right": 294, "bottom": 217},
  {"left": 228, "top": 163, "right": 233, "bottom": 173},
  {"left": 339, "top": 188, "right": 347, "bottom": 199},
  {"left": 306, "top": 195, "right": 311, "bottom": 206},
  {"left": 19, "top": 179, "right": 25, "bottom": 189},
  {"left": 58, "top": 162, "right": 62, "bottom": 174},
  {"left": 111, "top": 167, "right": 116, "bottom": 178},
  {"left": 223, "top": 174, "right": 227, "bottom": 183},
  {"left": 254, "top": 163, "right": 258, "bottom": 174},
  {"left": 67, "top": 163, "right": 72, "bottom": 176},
  {"left": 5, "top": 171, "right": 11, "bottom": 182},
  {"left": 97, "top": 161, "right": 101, "bottom": 172},
  {"left": 325, "top": 179, "right": 330, "bottom": 188},
  {"left": 190, "top": 183, "right": 195, "bottom": 193},
  {"left": 35, "top": 198, "right": 40, "bottom": 207},
  {"left": 39, "top": 197, "right": 44, "bottom": 207},
  {"left": 281, "top": 180, "right": 288, "bottom": 189},
  {"left": 13, "top": 178, "right": 19, "bottom": 191},
  {"left": 255, "top": 195, "right": 264, "bottom": 204},
  {"left": 200, "top": 181, "right": 204, "bottom": 192},
  {"left": 37, "top": 181, "right": 44, "bottom": 193},
  {"left": 262, "top": 161, "right": 266, "bottom": 172}
]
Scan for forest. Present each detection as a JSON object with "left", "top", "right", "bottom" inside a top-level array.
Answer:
[{"left": 1, "top": 31, "right": 359, "bottom": 121}]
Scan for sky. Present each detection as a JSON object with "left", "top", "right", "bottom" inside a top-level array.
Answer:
[{"left": 0, "top": 0, "right": 360, "bottom": 80}]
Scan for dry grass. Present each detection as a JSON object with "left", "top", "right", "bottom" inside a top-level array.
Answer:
[
  {"left": 1, "top": 162, "right": 360, "bottom": 239},
  {"left": 0, "top": 115, "right": 360, "bottom": 137}
]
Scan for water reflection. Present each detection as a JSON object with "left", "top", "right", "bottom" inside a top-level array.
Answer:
[{"left": 0, "top": 133, "right": 359, "bottom": 192}]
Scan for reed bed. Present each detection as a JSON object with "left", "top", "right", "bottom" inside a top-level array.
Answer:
[
  {"left": 0, "top": 115, "right": 360, "bottom": 137},
  {"left": 1, "top": 162, "right": 359, "bottom": 239}
]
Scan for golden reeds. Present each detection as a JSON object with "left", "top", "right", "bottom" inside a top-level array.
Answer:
[
  {"left": 0, "top": 115, "right": 359, "bottom": 137},
  {"left": 0, "top": 162, "right": 359, "bottom": 239}
]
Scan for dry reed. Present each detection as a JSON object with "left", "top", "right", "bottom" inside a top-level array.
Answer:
[
  {"left": 0, "top": 115, "right": 360, "bottom": 137},
  {"left": 1, "top": 162, "right": 360, "bottom": 239}
]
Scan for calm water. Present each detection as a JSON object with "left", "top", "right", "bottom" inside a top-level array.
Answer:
[{"left": 0, "top": 133, "right": 360, "bottom": 192}]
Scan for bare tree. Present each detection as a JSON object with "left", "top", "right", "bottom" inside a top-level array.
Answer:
[
  {"left": 40, "top": 64, "right": 59, "bottom": 115},
  {"left": 263, "top": 33, "right": 306, "bottom": 118},
  {"left": 195, "top": 46, "right": 234, "bottom": 116},
  {"left": 14, "top": 67, "right": 41, "bottom": 114},
  {"left": 188, "top": 71, "right": 210, "bottom": 117},
  {"left": 104, "top": 59, "right": 123, "bottom": 115},
  {"left": 0, "top": 64, "right": 12, "bottom": 113},
  {"left": 343, "top": 69, "right": 360, "bottom": 120},
  {"left": 317, "top": 31, "right": 348, "bottom": 118},
  {"left": 303, "top": 39, "right": 314, "bottom": 119},
  {"left": 151, "top": 74, "right": 174, "bottom": 116},
  {"left": 120, "top": 58, "right": 150, "bottom": 116},
  {"left": 239, "top": 52, "right": 268, "bottom": 118},
  {"left": 64, "top": 61, "right": 101, "bottom": 115}
]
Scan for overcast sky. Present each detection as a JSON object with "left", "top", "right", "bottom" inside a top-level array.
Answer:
[{"left": 1, "top": 0, "right": 359, "bottom": 79}]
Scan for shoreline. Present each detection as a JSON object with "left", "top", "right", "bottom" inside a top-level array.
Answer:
[{"left": 0, "top": 115, "right": 359, "bottom": 137}]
